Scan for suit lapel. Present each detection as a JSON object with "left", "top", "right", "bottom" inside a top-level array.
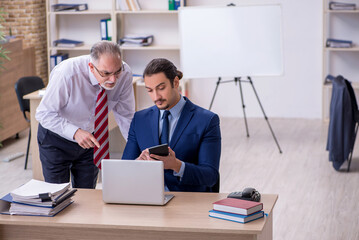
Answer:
[
  {"left": 170, "top": 99, "right": 194, "bottom": 149},
  {"left": 150, "top": 106, "right": 160, "bottom": 145}
]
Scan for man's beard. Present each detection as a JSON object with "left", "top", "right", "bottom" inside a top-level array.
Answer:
[
  {"left": 101, "top": 80, "right": 117, "bottom": 90},
  {"left": 155, "top": 99, "right": 169, "bottom": 110}
]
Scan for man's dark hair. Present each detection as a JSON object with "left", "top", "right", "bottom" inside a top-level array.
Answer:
[{"left": 143, "top": 58, "right": 183, "bottom": 87}]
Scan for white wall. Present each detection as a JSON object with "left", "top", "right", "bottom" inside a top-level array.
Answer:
[{"left": 185, "top": 0, "right": 323, "bottom": 118}]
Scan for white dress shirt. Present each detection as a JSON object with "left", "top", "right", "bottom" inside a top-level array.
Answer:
[{"left": 36, "top": 55, "right": 135, "bottom": 142}]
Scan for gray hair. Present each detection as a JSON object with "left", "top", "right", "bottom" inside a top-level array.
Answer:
[{"left": 90, "top": 41, "right": 122, "bottom": 64}]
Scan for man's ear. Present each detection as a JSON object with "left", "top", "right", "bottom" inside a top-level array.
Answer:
[
  {"left": 173, "top": 76, "right": 180, "bottom": 88},
  {"left": 88, "top": 62, "right": 94, "bottom": 74}
]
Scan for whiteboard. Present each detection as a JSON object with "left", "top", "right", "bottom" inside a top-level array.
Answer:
[{"left": 179, "top": 5, "right": 283, "bottom": 78}]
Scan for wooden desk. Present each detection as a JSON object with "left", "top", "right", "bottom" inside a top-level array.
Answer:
[
  {"left": 0, "top": 190, "right": 278, "bottom": 240},
  {"left": 23, "top": 91, "right": 43, "bottom": 180},
  {"left": 23, "top": 78, "right": 140, "bottom": 181}
]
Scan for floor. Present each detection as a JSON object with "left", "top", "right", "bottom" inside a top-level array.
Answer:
[{"left": 0, "top": 118, "right": 358, "bottom": 240}]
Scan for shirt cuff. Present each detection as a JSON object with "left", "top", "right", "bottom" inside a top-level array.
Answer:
[
  {"left": 173, "top": 161, "right": 185, "bottom": 179},
  {"left": 63, "top": 124, "right": 80, "bottom": 141}
]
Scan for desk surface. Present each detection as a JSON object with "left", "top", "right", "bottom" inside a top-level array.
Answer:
[
  {"left": 23, "top": 90, "right": 43, "bottom": 100},
  {"left": 0, "top": 190, "right": 277, "bottom": 238}
]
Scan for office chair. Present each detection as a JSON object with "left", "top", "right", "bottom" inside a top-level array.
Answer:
[
  {"left": 14, "top": 76, "right": 45, "bottom": 170},
  {"left": 326, "top": 75, "right": 359, "bottom": 172},
  {"left": 207, "top": 174, "right": 220, "bottom": 193}
]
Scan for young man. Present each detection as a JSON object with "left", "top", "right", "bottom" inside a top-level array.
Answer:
[
  {"left": 122, "top": 58, "right": 221, "bottom": 192},
  {"left": 36, "top": 41, "right": 135, "bottom": 188}
]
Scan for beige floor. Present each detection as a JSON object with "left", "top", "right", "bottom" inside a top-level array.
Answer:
[{"left": 0, "top": 118, "right": 358, "bottom": 240}]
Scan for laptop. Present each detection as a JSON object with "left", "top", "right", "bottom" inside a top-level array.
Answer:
[{"left": 101, "top": 159, "right": 174, "bottom": 205}]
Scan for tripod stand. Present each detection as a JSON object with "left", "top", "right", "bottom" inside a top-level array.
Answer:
[{"left": 209, "top": 76, "right": 282, "bottom": 153}]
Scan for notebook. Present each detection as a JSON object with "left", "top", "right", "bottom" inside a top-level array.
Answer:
[{"left": 101, "top": 159, "right": 174, "bottom": 205}]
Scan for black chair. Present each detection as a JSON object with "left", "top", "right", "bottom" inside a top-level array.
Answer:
[
  {"left": 206, "top": 174, "right": 220, "bottom": 193},
  {"left": 14, "top": 76, "right": 45, "bottom": 170},
  {"left": 212, "top": 174, "right": 220, "bottom": 193}
]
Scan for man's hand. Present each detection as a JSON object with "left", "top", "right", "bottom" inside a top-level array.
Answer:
[
  {"left": 150, "top": 147, "right": 182, "bottom": 172},
  {"left": 74, "top": 128, "right": 100, "bottom": 149},
  {"left": 137, "top": 148, "right": 152, "bottom": 160}
]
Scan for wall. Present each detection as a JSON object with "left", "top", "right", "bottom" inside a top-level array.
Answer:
[
  {"left": 1, "top": 0, "right": 48, "bottom": 83},
  {"left": 184, "top": 0, "right": 323, "bottom": 118},
  {"left": 1, "top": 0, "right": 323, "bottom": 118}
]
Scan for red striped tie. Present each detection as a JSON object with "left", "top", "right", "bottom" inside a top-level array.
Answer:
[{"left": 94, "top": 88, "right": 109, "bottom": 169}]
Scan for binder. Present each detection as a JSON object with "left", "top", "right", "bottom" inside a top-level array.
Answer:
[
  {"left": 50, "top": 53, "right": 69, "bottom": 71},
  {"left": 52, "top": 3, "right": 88, "bottom": 12},
  {"left": 50, "top": 55, "right": 57, "bottom": 71},
  {"left": 107, "top": 19, "right": 113, "bottom": 41},
  {"left": 168, "top": 0, "right": 175, "bottom": 10},
  {"left": 53, "top": 39, "right": 84, "bottom": 48},
  {"left": 100, "top": 18, "right": 112, "bottom": 41},
  {"left": 100, "top": 19, "right": 108, "bottom": 40},
  {"left": 174, "top": 0, "right": 181, "bottom": 10},
  {"left": 56, "top": 53, "right": 69, "bottom": 65},
  {"left": 119, "top": 35, "right": 154, "bottom": 46}
]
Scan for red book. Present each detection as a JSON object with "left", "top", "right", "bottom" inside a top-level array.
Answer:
[{"left": 213, "top": 198, "right": 263, "bottom": 215}]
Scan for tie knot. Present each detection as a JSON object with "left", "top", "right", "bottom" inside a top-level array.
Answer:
[{"left": 163, "top": 110, "right": 170, "bottom": 119}]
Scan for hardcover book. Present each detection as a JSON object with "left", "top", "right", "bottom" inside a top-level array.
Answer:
[
  {"left": 213, "top": 198, "right": 263, "bottom": 215},
  {"left": 209, "top": 210, "right": 264, "bottom": 224}
]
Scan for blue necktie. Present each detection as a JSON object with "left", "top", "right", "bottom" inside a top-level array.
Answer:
[{"left": 160, "top": 110, "right": 170, "bottom": 144}]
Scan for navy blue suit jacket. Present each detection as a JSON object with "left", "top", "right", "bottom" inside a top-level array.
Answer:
[
  {"left": 122, "top": 97, "right": 221, "bottom": 192},
  {"left": 326, "top": 75, "right": 359, "bottom": 170}
]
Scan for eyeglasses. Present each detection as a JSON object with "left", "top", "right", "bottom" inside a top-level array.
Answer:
[{"left": 93, "top": 63, "right": 124, "bottom": 78}]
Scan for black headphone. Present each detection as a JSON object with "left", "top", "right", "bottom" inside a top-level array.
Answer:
[{"left": 227, "top": 188, "right": 261, "bottom": 202}]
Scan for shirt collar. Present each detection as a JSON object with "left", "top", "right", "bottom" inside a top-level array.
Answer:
[
  {"left": 160, "top": 95, "right": 186, "bottom": 119},
  {"left": 89, "top": 64, "right": 99, "bottom": 86}
]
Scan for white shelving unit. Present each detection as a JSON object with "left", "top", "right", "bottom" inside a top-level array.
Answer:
[
  {"left": 46, "top": 0, "right": 186, "bottom": 110},
  {"left": 322, "top": 0, "right": 359, "bottom": 120}
]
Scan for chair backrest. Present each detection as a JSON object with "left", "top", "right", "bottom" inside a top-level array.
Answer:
[
  {"left": 14, "top": 76, "right": 45, "bottom": 121},
  {"left": 206, "top": 173, "right": 220, "bottom": 193}
]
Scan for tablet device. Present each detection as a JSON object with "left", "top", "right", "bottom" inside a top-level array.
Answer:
[{"left": 148, "top": 144, "right": 169, "bottom": 157}]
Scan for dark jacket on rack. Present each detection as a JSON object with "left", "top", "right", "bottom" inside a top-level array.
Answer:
[{"left": 326, "top": 75, "right": 359, "bottom": 170}]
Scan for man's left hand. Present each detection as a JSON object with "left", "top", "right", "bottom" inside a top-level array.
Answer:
[{"left": 150, "top": 147, "right": 182, "bottom": 172}]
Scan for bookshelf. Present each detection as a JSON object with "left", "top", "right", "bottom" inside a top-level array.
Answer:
[
  {"left": 322, "top": 0, "right": 359, "bottom": 120},
  {"left": 46, "top": 0, "right": 186, "bottom": 110}
]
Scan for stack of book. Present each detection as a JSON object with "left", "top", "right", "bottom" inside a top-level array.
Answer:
[
  {"left": 0, "top": 179, "right": 76, "bottom": 217},
  {"left": 53, "top": 38, "right": 84, "bottom": 48},
  {"left": 326, "top": 38, "right": 353, "bottom": 48},
  {"left": 52, "top": 3, "right": 88, "bottom": 12},
  {"left": 209, "top": 198, "right": 264, "bottom": 224},
  {"left": 329, "top": 2, "right": 356, "bottom": 10},
  {"left": 119, "top": 35, "right": 154, "bottom": 47}
]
